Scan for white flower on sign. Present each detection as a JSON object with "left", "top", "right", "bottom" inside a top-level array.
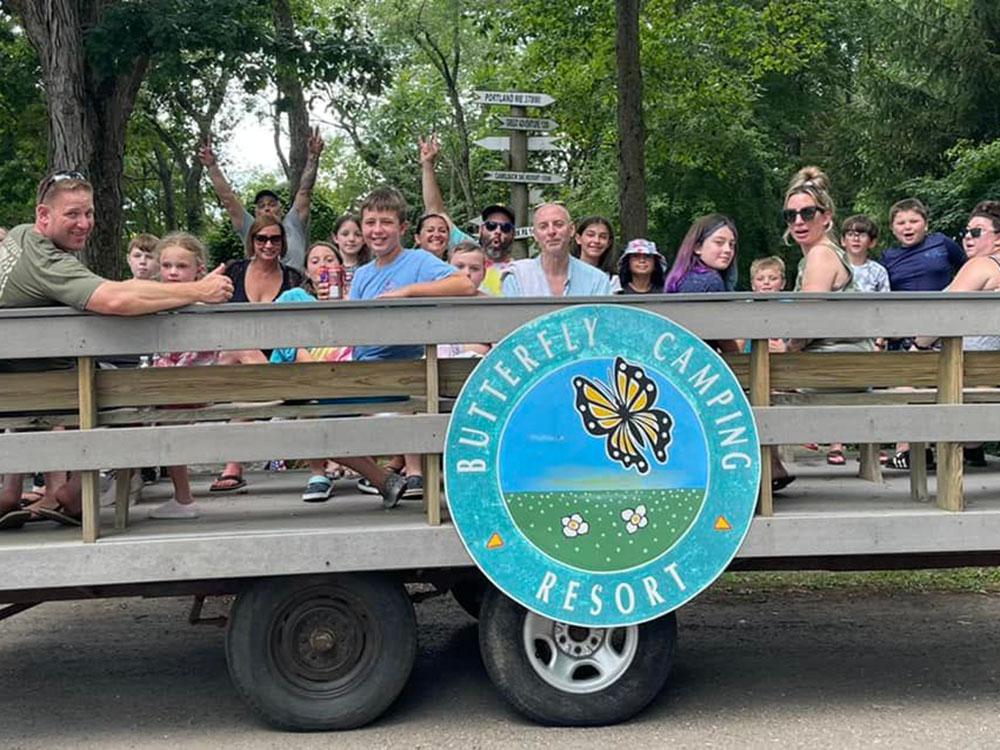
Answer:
[
  {"left": 561, "top": 513, "right": 589, "bottom": 538},
  {"left": 621, "top": 505, "right": 648, "bottom": 534}
]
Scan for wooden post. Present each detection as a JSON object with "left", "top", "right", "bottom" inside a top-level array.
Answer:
[
  {"left": 114, "top": 468, "right": 132, "bottom": 530},
  {"left": 858, "top": 443, "right": 882, "bottom": 483},
  {"left": 910, "top": 441, "right": 929, "bottom": 502},
  {"left": 936, "top": 337, "right": 964, "bottom": 511},
  {"left": 423, "top": 345, "right": 442, "bottom": 526},
  {"left": 750, "top": 339, "right": 773, "bottom": 516},
  {"left": 78, "top": 356, "right": 100, "bottom": 542},
  {"left": 509, "top": 105, "right": 529, "bottom": 259}
]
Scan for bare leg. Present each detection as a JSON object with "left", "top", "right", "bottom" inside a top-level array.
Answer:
[
  {"left": 166, "top": 466, "right": 194, "bottom": 505},
  {"left": 336, "top": 456, "right": 393, "bottom": 493},
  {"left": 403, "top": 453, "right": 423, "bottom": 479},
  {"left": 0, "top": 473, "right": 23, "bottom": 513}
]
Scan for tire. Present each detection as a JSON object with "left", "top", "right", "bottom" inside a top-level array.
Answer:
[
  {"left": 478, "top": 587, "right": 677, "bottom": 726},
  {"left": 450, "top": 572, "right": 489, "bottom": 620},
  {"left": 225, "top": 573, "right": 417, "bottom": 731}
]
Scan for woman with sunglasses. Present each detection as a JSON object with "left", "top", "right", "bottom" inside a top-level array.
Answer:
[{"left": 211, "top": 215, "right": 304, "bottom": 493}]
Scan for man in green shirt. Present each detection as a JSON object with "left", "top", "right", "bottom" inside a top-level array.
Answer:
[{"left": 0, "top": 171, "right": 235, "bottom": 529}]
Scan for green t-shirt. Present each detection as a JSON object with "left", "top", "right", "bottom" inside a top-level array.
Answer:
[{"left": 0, "top": 224, "right": 104, "bottom": 310}]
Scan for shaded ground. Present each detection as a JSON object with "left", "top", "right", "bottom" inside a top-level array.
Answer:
[{"left": 3, "top": 572, "right": 1000, "bottom": 749}]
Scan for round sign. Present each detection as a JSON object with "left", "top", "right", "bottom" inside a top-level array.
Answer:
[{"left": 444, "top": 305, "right": 760, "bottom": 627}]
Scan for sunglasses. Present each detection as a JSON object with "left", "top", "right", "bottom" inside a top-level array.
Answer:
[
  {"left": 782, "top": 206, "right": 825, "bottom": 224},
  {"left": 39, "top": 170, "right": 88, "bottom": 201},
  {"left": 484, "top": 220, "right": 514, "bottom": 233},
  {"left": 959, "top": 227, "right": 993, "bottom": 239},
  {"left": 253, "top": 233, "right": 283, "bottom": 245}
]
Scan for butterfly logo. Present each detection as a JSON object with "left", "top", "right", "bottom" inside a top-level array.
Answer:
[{"left": 573, "top": 357, "right": 674, "bottom": 474}]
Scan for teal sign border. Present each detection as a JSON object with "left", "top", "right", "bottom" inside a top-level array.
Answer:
[{"left": 444, "top": 305, "right": 760, "bottom": 627}]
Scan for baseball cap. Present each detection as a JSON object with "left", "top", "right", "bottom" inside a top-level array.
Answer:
[
  {"left": 480, "top": 204, "right": 515, "bottom": 224},
  {"left": 253, "top": 189, "right": 282, "bottom": 205}
]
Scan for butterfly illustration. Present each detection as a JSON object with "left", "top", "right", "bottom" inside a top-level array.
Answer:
[{"left": 572, "top": 357, "right": 674, "bottom": 474}]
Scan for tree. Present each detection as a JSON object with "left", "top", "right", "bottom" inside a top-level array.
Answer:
[{"left": 616, "top": 0, "right": 647, "bottom": 241}]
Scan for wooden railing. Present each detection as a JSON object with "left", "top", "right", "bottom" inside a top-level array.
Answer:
[{"left": 3, "top": 293, "right": 999, "bottom": 542}]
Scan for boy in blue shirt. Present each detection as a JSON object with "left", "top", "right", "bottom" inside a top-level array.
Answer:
[{"left": 350, "top": 187, "right": 476, "bottom": 498}]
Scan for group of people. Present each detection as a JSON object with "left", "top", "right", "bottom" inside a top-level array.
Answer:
[{"left": 1, "top": 135, "right": 998, "bottom": 528}]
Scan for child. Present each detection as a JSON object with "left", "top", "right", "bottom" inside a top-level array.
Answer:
[
  {"left": 126, "top": 233, "right": 160, "bottom": 280},
  {"left": 350, "top": 187, "right": 476, "bottom": 499},
  {"left": 841, "top": 215, "right": 890, "bottom": 293},
  {"left": 438, "top": 241, "right": 491, "bottom": 358},
  {"left": 331, "top": 214, "right": 369, "bottom": 298},
  {"left": 148, "top": 233, "right": 266, "bottom": 519},
  {"left": 749, "top": 255, "right": 785, "bottom": 293},
  {"left": 615, "top": 238, "right": 666, "bottom": 294},
  {"left": 880, "top": 198, "right": 963, "bottom": 295}
]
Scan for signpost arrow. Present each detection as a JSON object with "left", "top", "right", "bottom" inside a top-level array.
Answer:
[
  {"left": 514, "top": 226, "right": 534, "bottom": 241},
  {"left": 485, "top": 170, "right": 565, "bottom": 185},
  {"left": 497, "top": 116, "right": 558, "bottom": 132},
  {"left": 476, "top": 91, "right": 555, "bottom": 107},
  {"left": 474, "top": 136, "right": 560, "bottom": 152}
]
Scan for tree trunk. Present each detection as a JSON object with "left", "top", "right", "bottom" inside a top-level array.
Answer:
[
  {"left": 616, "top": 0, "right": 648, "bottom": 241},
  {"left": 152, "top": 144, "right": 177, "bottom": 230},
  {"left": 9, "top": 0, "right": 148, "bottom": 280},
  {"left": 272, "top": 0, "right": 311, "bottom": 199}
]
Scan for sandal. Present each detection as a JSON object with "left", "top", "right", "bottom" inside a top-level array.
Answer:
[
  {"left": 826, "top": 449, "right": 846, "bottom": 466},
  {"left": 886, "top": 448, "right": 936, "bottom": 471},
  {"left": 0, "top": 509, "right": 32, "bottom": 531},
  {"left": 209, "top": 474, "right": 248, "bottom": 493},
  {"left": 30, "top": 503, "right": 82, "bottom": 527}
]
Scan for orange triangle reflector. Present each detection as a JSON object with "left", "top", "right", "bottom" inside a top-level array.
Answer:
[
  {"left": 714, "top": 516, "right": 732, "bottom": 531},
  {"left": 486, "top": 533, "right": 504, "bottom": 550}
]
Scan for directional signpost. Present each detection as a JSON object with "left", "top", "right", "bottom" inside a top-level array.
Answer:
[
  {"left": 474, "top": 136, "right": 560, "bottom": 152},
  {"left": 475, "top": 90, "right": 562, "bottom": 258}
]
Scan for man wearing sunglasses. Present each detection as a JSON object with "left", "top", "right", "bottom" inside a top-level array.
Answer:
[
  {"left": 0, "top": 171, "right": 233, "bottom": 314},
  {"left": 0, "top": 171, "right": 235, "bottom": 530},
  {"left": 418, "top": 135, "right": 516, "bottom": 294},
  {"left": 198, "top": 128, "right": 325, "bottom": 271}
]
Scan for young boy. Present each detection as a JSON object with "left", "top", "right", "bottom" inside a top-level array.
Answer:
[
  {"left": 749, "top": 256, "right": 785, "bottom": 293},
  {"left": 350, "top": 187, "right": 476, "bottom": 500},
  {"left": 880, "top": 198, "right": 963, "bottom": 293},
  {"left": 841, "top": 215, "right": 890, "bottom": 293},
  {"left": 126, "top": 233, "right": 160, "bottom": 280}
]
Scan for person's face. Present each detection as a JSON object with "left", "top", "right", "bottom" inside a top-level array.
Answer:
[
  {"left": 533, "top": 205, "right": 573, "bottom": 256},
  {"left": 334, "top": 221, "right": 364, "bottom": 258},
  {"left": 576, "top": 223, "right": 612, "bottom": 266},
  {"left": 450, "top": 251, "right": 486, "bottom": 287},
  {"left": 128, "top": 247, "right": 158, "bottom": 280},
  {"left": 628, "top": 254, "right": 654, "bottom": 277},
  {"left": 479, "top": 211, "right": 515, "bottom": 259},
  {"left": 841, "top": 229, "right": 876, "bottom": 258},
  {"left": 417, "top": 216, "right": 449, "bottom": 258},
  {"left": 784, "top": 193, "right": 829, "bottom": 249},
  {"left": 751, "top": 268, "right": 784, "bottom": 292},
  {"left": 962, "top": 216, "right": 1000, "bottom": 258},
  {"left": 255, "top": 196, "right": 283, "bottom": 221},
  {"left": 35, "top": 188, "right": 95, "bottom": 252},
  {"left": 696, "top": 225, "right": 737, "bottom": 271},
  {"left": 362, "top": 209, "right": 406, "bottom": 258},
  {"left": 252, "top": 225, "right": 284, "bottom": 261},
  {"left": 305, "top": 245, "right": 342, "bottom": 285},
  {"left": 891, "top": 210, "right": 928, "bottom": 248},
  {"left": 158, "top": 246, "right": 203, "bottom": 283}
]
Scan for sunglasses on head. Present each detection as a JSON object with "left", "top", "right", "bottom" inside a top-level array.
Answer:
[
  {"left": 253, "top": 233, "right": 283, "bottom": 245},
  {"left": 484, "top": 220, "right": 514, "bottom": 233},
  {"left": 39, "top": 170, "right": 88, "bottom": 201},
  {"left": 959, "top": 227, "right": 993, "bottom": 239},
  {"left": 782, "top": 206, "right": 825, "bottom": 224}
]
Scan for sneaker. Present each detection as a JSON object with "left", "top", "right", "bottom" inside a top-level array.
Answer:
[
  {"left": 302, "top": 476, "right": 334, "bottom": 503},
  {"left": 356, "top": 476, "right": 381, "bottom": 495},
  {"left": 402, "top": 475, "right": 424, "bottom": 500},
  {"left": 381, "top": 472, "right": 407, "bottom": 509},
  {"left": 149, "top": 499, "right": 199, "bottom": 520}
]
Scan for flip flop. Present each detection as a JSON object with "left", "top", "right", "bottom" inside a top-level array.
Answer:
[
  {"left": 0, "top": 509, "right": 31, "bottom": 531},
  {"left": 209, "top": 474, "right": 248, "bottom": 493},
  {"left": 826, "top": 450, "right": 846, "bottom": 466},
  {"left": 31, "top": 504, "right": 82, "bottom": 527}
]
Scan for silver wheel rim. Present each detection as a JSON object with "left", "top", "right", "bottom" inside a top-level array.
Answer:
[{"left": 522, "top": 611, "right": 639, "bottom": 694}]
